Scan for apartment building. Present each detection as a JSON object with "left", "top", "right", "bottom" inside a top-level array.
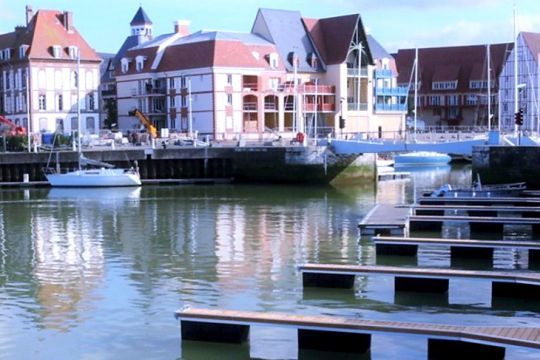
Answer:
[
  {"left": 499, "top": 32, "right": 540, "bottom": 131},
  {"left": 0, "top": 6, "right": 102, "bottom": 137},
  {"left": 395, "top": 43, "right": 512, "bottom": 128},
  {"left": 115, "top": 7, "right": 406, "bottom": 139}
]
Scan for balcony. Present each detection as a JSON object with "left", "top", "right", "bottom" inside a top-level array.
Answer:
[
  {"left": 347, "top": 102, "right": 368, "bottom": 111},
  {"left": 375, "top": 103, "right": 407, "bottom": 112},
  {"left": 304, "top": 103, "right": 336, "bottom": 112},
  {"left": 375, "top": 86, "right": 409, "bottom": 97},
  {"left": 347, "top": 68, "right": 368, "bottom": 77},
  {"left": 101, "top": 89, "right": 116, "bottom": 97},
  {"left": 300, "top": 84, "right": 336, "bottom": 94},
  {"left": 375, "top": 69, "right": 394, "bottom": 78}
]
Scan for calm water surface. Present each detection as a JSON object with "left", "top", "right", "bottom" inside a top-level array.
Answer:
[{"left": 0, "top": 164, "right": 538, "bottom": 359}]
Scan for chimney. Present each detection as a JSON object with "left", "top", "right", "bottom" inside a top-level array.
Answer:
[
  {"left": 63, "top": 11, "right": 73, "bottom": 31},
  {"left": 174, "top": 20, "right": 190, "bottom": 37},
  {"left": 25, "top": 5, "right": 33, "bottom": 26}
]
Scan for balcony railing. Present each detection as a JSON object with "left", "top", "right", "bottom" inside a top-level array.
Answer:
[
  {"left": 347, "top": 102, "right": 368, "bottom": 111},
  {"left": 374, "top": 103, "right": 407, "bottom": 112},
  {"left": 304, "top": 103, "right": 336, "bottom": 112},
  {"left": 300, "top": 85, "right": 336, "bottom": 94},
  {"left": 242, "top": 82, "right": 258, "bottom": 92},
  {"left": 375, "top": 69, "right": 394, "bottom": 78},
  {"left": 264, "top": 102, "right": 278, "bottom": 111},
  {"left": 375, "top": 86, "right": 409, "bottom": 97},
  {"left": 101, "top": 89, "right": 116, "bottom": 96},
  {"left": 347, "top": 68, "right": 368, "bottom": 77},
  {"left": 243, "top": 102, "right": 257, "bottom": 111}
]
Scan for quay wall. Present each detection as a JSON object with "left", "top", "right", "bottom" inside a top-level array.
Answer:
[
  {"left": 472, "top": 145, "right": 540, "bottom": 188},
  {"left": 0, "top": 146, "right": 375, "bottom": 185}
]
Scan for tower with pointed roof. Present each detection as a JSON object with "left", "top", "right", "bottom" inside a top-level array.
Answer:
[{"left": 130, "top": 6, "right": 153, "bottom": 44}]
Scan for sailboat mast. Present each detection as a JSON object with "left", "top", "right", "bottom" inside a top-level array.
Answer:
[
  {"left": 487, "top": 44, "right": 491, "bottom": 131},
  {"left": 77, "top": 47, "right": 81, "bottom": 163},
  {"left": 513, "top": 2, "right": 519, "bottom": 132},
  {"left": 414, "top": 47, "right": 418, "bottom": 134}
]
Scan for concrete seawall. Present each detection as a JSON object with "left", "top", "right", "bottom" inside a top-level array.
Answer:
[
  {"left": 473, "top": 145, "right": 540, "bottom": 189},
  {"left": 0, "top": 145, "right": 375, "bottom": 185}
]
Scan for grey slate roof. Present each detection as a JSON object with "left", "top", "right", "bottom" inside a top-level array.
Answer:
[
  {"left": 97, "top": 52, "right": 115, "bottom": 82},
  {"left": 367, "top": 35, "right": 392, "bottom": 60},
  {"left": 131, "top": 30, "right": 273, "bottom": 50},
  {"left": 130, "top": 7, "right": 152, "bottom": 26},
  {"left": 251, "top": 8, "right": 323, "bottom": 73}
]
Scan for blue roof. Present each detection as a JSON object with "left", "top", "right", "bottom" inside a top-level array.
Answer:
[
  {"left": 130, "top": 7, "right": 152, "bottom": 26},
  {"left": 251, "top": 8, "right": 323, "bottom": 73}
]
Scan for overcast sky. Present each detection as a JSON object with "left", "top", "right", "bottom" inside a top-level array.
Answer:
[{"left": 1, "top": 0, "right": 539, "bottom": 54}]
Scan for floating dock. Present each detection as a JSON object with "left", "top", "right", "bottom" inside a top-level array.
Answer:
[
  {"left": 372, "top": 235, "right": 540, "bottom": 265},
  {"left": 299, "top": 263, "right": 540, "bottom": 301},
  {"left": 409, "top": 214, "right": 540, "bottom": 234},
  {"left": 358, "top": 204, "right": 410, "bottom": 236},
  {"left": 175, "top": 307, "right": 540, "bottom": 358},
  {"left": 411, "top": 204, "right": 540, "bottom": 217}
]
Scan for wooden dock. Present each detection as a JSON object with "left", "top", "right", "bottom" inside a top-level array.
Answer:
[
  {"left": 358, "top": 204, "right": 410, "bottom": 236},
  {"left": 409, "top": 214, "right": 540, "bottom": 233},
  {"left": 417, "top": 196, "right": 540, "bottom": 207},
  {"left": 411, "top": 204, "right": 540, "bottom": 217},
  {"left": 175, "top": 307, "right": 540, "bottom": 358},
  {"left": 371, "top": 235, "right": 540, "bottom": 263},
  {"left": 300, "top": 263, "right": 540, "bottom": 301}
]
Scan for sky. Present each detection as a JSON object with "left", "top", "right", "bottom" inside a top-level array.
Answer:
[{"left": 1, "top": 0, "right": 540, "bottom": 54}]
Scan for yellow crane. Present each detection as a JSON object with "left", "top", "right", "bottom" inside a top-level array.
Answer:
[{"left": 128, "top": 109, "right": 158, "bottom": 138}]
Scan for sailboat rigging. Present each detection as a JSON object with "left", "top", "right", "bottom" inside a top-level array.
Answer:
[{"left": 43, "top": 47, "right": 141, "bottom": 187}]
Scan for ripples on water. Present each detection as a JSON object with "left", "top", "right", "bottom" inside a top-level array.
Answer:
[{"left": 0, "top": 166, "right": 538, "bottom": 359}]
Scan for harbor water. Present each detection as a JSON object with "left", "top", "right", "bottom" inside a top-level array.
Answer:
[{"left": 0, "top": 164, "right": 538, "bottom": 359}]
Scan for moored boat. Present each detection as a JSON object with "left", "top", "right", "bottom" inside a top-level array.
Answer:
[{"left": 394, "top": 151, "right": 451, "bottom": 167}]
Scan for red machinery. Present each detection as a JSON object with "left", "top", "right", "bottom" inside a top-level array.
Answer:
[{"left": 0, "top": 115, "right": 26, "bottom": 136}]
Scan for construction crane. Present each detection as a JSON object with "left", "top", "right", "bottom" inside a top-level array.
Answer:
[
  {"left": 128, "top": 109, "right": 158, "bottom": 138},
  {"left": 0, "top": 115, "right": 26, "bottom": 136}
]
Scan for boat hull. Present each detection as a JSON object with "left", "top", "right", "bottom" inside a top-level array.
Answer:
[
  {"left": 394, "top": 152, "right": 451, "bottom": 167},
  {"left": 46, "top": 168, "right": 141, "bottom": 187}
]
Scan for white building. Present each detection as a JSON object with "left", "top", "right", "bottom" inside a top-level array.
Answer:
[
  {"left": 0, "top": 6, "right": 102, "bottom": 142},
  {"left": 115, "top": 8, "right": 405, "bottom": 140},
  {"left": 499, "top": 32, "right": 540, "bottom": 131}
]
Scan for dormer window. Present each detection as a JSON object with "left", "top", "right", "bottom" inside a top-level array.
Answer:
[
  {"left": 52, "top": 45, "right": 62, "bottom": 58},
  {"left": 135, "top": 55, "right": 146, "bottom": 72},
  {"left": 19, "top": 45, "right": 29, "bottom": 59},
  {"left": 121, "top": 58, "right": 130, "bottom": 74},
  {"left": 307, "top": 53, "right": 318, "bottom": 69},
  {"left": 252, "top": 51, "right": 260, "bottom": 60},
  {"left": 287, "top": 52, "right": 299, "bottom": 68},
  {"left": 268, "top": 52, "right": 279, "bottom": 69},
  {"left": 68, "top": 46, "right": 78, "bottom": 59},
  {"left": 3, "top": 49, "right": 11, "bottom": 60}
]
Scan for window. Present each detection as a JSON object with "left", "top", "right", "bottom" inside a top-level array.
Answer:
[
  {"left": 269, "top": 52, "right": 279, "bottom": 68},
  {"left": 38, "top": 94, "right": 46, "bottom": 110},
  {"left": 56, "top": 119, "right": 64, "bottom": 133},
  {"left": 169, "top": 77, "right": 175, "bottom": 89},
  {"left": 447, "top": 95, "right": 459, "bottom": 106},
  {"left": 269, "top": 78, "right": 279, "bottom": 91},
  {"left": 170, "top": 96, "right": 176, "bottom": 107},
  {"left": 19, "top": 45, "right": 28, "bottom": 59},
  {"left": 180, "top": 76, "right": 186, "bottom": 88},
  {"left": 57, "top": 94, "right": 63, "bottom": 111},
  {"left": 71, "top": 117, "right": 78, "bottom": 131},
  {"left": 88, "top": 93, "right": 95, "bottom": 110},
  {"left": 227, "top": 74, "right": 232, "bottom": 85},
  {"left": 86, "top": 117, "right": 95, "bottom": 132},
  {"left": 181, "top": 96, "right": 187, "bottom": 107},
  {"left": 135, "top": 56, "right": 144, "bottom": 72},
  {"left": 226, "top": 94, "right": 232, "bottom": 105},
  {"left": 121, "top": 58, "right": 129, "bottom": 73},
  {"left": 5, "top": 72, "right": 10, "bottom": 90},
  {"left": 429, "top": 95, "right": 441, "bottom": 106},
  {"left": 3, "top": 49, "right": 11, "bottom": 60},
  {"left": 432, "top": 81, "right": 457, "bottom": 90},
  {"left": 465, "top": 95, "right": 478, "bottom": 106},
  {"left": 68, "top": 46, "right": 78, "bottom": 59},
  {"left": 52, "top": 45, "right": 61, "bottom": 58},
  {"left": 72, "top": 71, "right": 78, "bottom": 88}
]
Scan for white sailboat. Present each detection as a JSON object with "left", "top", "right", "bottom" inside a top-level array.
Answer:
[{"left": 43, "top": 48, "right": 141, "bottom": 187}]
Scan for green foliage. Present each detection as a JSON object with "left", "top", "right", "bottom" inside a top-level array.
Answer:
[{"left": 0, "top": 135, "right": 28, "bottom": 152}]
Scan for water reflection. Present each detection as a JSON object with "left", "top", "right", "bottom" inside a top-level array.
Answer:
[{"left": 0, "top": 167, "right": 538, "bottom": 359}]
